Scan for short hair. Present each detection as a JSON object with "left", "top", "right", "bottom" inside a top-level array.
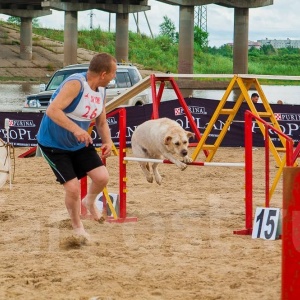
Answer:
[
  {"left": 89, "top": 53, "right": 117, "bottom": 74},
  {"left": 251, "top": 93, "right": 259, "bottom": 98}
]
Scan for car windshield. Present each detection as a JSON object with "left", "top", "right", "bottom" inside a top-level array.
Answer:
[
  {"left": 46, "top": 66, "right": 140, "bottom": 91},
  {"left": 46, "top": 69, "right": 87, "bottom": 91}
]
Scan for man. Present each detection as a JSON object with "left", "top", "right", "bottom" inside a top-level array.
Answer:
[
  {"left": 37, "top": 53, "right": 117, "bottom": 240},
  {"left": 251, "top": 92, "right": 259, "bottom": 103}
]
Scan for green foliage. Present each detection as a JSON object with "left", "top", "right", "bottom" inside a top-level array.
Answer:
[
  {"left": 194, "top": 26, "right": 208, "bottom": 48},
  {"left": 217, "top": 44, "right": 233, "bottom": 58},
  {"left": 260, "top": 44, "right": 276, "bottom": 55},
  {"left": 155, "top": 35, "right": 174, "bottom": 52},
  {"left": 7, "top": 16, "right": 40, "bottom": 28},
  {"left": 194, "top": 52, "right": 232, "bottom": 74},
  {"left": 159, "top": 15, "right": 177, "bottom": 43},
  {"left": 27, "top": 24, "right": 300, "bottom": 76},
  {"left": 7, "top": 16, "right": 21, "bottom": 26}
]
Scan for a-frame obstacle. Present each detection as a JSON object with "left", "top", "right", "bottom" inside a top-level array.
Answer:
[{"left": 187, "top": 74, "right": 291, "bottom": 199}]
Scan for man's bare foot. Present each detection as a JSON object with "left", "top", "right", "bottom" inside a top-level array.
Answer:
[
  {"left": 73, "top": 226, "right": 90, "bottom": 241},
  {"left": 82, "top": 197, "right": 106, "bottom": 223}
]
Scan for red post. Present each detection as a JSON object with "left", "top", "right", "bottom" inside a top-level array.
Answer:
[
  {"left": 80, "top": 176, "right": 87, "bottom": 215},
  {"left": 244, "top": 111, "right": 253, "bottom": 233},
  {"left": 150, "top": 74, "right": 160, "bottom": 119},
  {"left": 119, "top": 108, "right": 127, "bottom": 219},
  {"left": 265, "top": 126, "right": 270, "bottom": 207},
  {"left": 282, "top": 167, "right": 300, "bottom": 299},
  {"left": 233, "top": 111, "right": 253, "bottom": 235}
]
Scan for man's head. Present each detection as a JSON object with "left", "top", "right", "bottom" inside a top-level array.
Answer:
[
  {"left": 88, "top": 53, "right": 117, "bottom": 86},
  {"left": 251, "top": 92, "right": 259, "bottom": 103}
]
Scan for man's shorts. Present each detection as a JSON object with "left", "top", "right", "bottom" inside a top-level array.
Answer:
[{"left": 38, "top": 143, "right": 104, "bottom": 184}]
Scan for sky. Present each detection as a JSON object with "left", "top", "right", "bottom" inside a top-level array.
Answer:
[{"left": 0, "top": 0, "right": 299, "bottom": 47}]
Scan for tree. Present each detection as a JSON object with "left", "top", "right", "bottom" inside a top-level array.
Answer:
[
  {"left": 194, "top": 26, "right": 208, "bottom": 49},
  {"left": 7, "top": 16, "right": 40, "bottom": 28},
  {"left": 159, "top": 15, "right": 177, "bottom": 43},
  {"left": 218, "top": 44, "right": 233, "bottom": 57},
  {"left": 7, "top": 16, "right": 21, "bottom": 26},
  {"left": 260, "top": 44, "right": 276, "bottom": 55}
]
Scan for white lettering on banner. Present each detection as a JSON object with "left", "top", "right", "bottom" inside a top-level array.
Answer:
[
  {"left": 107, "top": 117, "right": 117, "bottom": 125},
  {"left": 286, "top": 123, "right": 300, "bottom": 136},
  {"left": 90, "top": 130, "right": 101, "bottom": 141},
  {"left": 127, "top": 127, "right": 135, "bottom": 137},
  {"left": 6, "top": 129, "right": 37, "bottom": 141},
  {"left": 252, "top": 121, "right": 300, "bottom": 136},
  {"left": 206, "top": 120, "right": 227, "bottom": 131},
  {"left": 97, "top": 125, "right": 138, "bottom": 141},
  {"left": 275, "top": 113, "right": 300, "bottom": 121},
  {"left": 0, "top": 129, "right": 6, "bottom": 136},
  {"left": 11, "top": 120, "right": 36, "bottom": 127},
  {"left": 17, "top": 129, "right": 36, "bottom": 140},
  {"left": 174, "top": 106, "right": 207, "bottom": 116},
  {"left": 176, "top": 116, "right": 204, "bottom": 130}
]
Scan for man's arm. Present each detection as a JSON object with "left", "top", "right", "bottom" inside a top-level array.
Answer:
[{"left": 95, "top": 106, "right": 112, "bottom": 158}]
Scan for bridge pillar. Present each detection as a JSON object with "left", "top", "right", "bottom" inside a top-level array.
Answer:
[
  {"left": 20, "top": 17, "right": 32, "bottom": 60},
  {"left": 64, "top": 11, "right": 78, "bottom": 66},
  {"left": 178, "top": 5, "right": 194, "bottom": 74},
  {"left": 115, "top": 13, "right": 129, "bottom": 63},
  {"left": 233, "top": 8, "right": 249, "bottom": 74}
]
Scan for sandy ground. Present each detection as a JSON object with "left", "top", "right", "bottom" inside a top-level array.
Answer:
[{"left": 0, "top": 146, "right": 283, "bottom": 300}]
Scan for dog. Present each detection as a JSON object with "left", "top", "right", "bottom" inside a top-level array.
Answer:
[{"left": 131, "top": 118, "right": 195, "bottom": 185}]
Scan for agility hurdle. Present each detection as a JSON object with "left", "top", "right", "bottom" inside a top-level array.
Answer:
[
  {"left": 80, "top": 108, "right": 137, "bottom": 223},
  {"left": 233, "top": 110, "right": 293, "bottom": 236}
]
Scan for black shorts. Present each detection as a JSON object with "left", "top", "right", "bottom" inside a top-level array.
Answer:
[{"left": 38, "top": 143, "right": 103, "bottom": 184}]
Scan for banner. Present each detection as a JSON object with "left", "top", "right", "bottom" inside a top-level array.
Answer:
[{"left": 0, "top": 98, "right": 300, "bottom": 147}]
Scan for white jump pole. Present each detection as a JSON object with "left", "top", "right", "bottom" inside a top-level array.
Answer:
[
  {"left": 4, "top": 118, "right": 12, "bottom": 190},
  {"left": 124, "top": 157, "right": 245, "bottom": 167}
]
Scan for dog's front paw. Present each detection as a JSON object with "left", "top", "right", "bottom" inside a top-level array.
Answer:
[
  {"left": 154, "top": 173, "right": 162, "bottom": 185},
  {"left": 179, "top": 162, "right": 187, "bottom": 171},
  {"left": 183, "top": 156, "right": 193, "bottom": 163},
  {"left": 146, "top": 175, "right": 154, "bottom": 183}
]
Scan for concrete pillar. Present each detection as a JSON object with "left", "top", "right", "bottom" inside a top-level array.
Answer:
[
  {"left": 20, "top": 17, "right": 32, "bottom": 60},
  {"left": 233, "top": 8, "right": 249, "bottom": 74},
  {"left": 64, "top": 11, "right": 78, "bottom": 66},
  {"left": 115, "top": 13, "right": 129, "bottom": 63},
  {"left": 178, "top": 6, "right": 194, "bottom": 74}
]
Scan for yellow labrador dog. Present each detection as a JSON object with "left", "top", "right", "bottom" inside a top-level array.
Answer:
[{"left": 131, "top": 118, "right": 195, "bottom": 185}]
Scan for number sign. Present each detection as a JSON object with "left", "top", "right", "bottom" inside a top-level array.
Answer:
[{"left": 252, "top": 207, "right": 281, "bottom": 240}]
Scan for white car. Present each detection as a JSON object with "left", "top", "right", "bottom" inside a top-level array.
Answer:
[{"left": 22, "top": 63, "right": 150, "bottom": 112}]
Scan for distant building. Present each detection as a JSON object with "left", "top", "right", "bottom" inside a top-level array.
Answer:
[
  {"left": 258, "top": 38, "right": 300, "bottom": 49},
  {"left": 226, "top": 40, "right": 261, "bottom": 49}
]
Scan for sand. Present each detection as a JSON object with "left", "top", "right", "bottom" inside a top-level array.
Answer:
[{"left": 0, "top": 146, "right": 283, "bottom": 300}]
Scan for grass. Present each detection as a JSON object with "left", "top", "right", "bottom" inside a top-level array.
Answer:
[{"left": 1, "top": 20, "right": 300, "bottom": 85}]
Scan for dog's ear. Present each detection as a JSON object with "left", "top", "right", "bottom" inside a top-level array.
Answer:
[
  {"left": 186, "top": 131, "right": 195, "bottom": 139},
  {"left": 164, "top": 136, "right": 172, "bottom": 145}
]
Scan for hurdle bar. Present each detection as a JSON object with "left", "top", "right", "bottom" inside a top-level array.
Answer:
[{"left": 124, "top": 157, "right": 244, "bottom": 167}]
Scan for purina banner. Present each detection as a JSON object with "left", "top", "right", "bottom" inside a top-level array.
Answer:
[{"left": 0, "top": 98, "right": 300, "bottom": 147}]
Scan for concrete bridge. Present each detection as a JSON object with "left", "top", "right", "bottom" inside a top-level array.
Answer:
[{"left": 0, "top": 0, "right": 273, "bottom": 74}]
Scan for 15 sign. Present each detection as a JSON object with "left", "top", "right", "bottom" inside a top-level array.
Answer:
[{"left": 252, "top": 207, "right": 281, "bottom": 240}]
